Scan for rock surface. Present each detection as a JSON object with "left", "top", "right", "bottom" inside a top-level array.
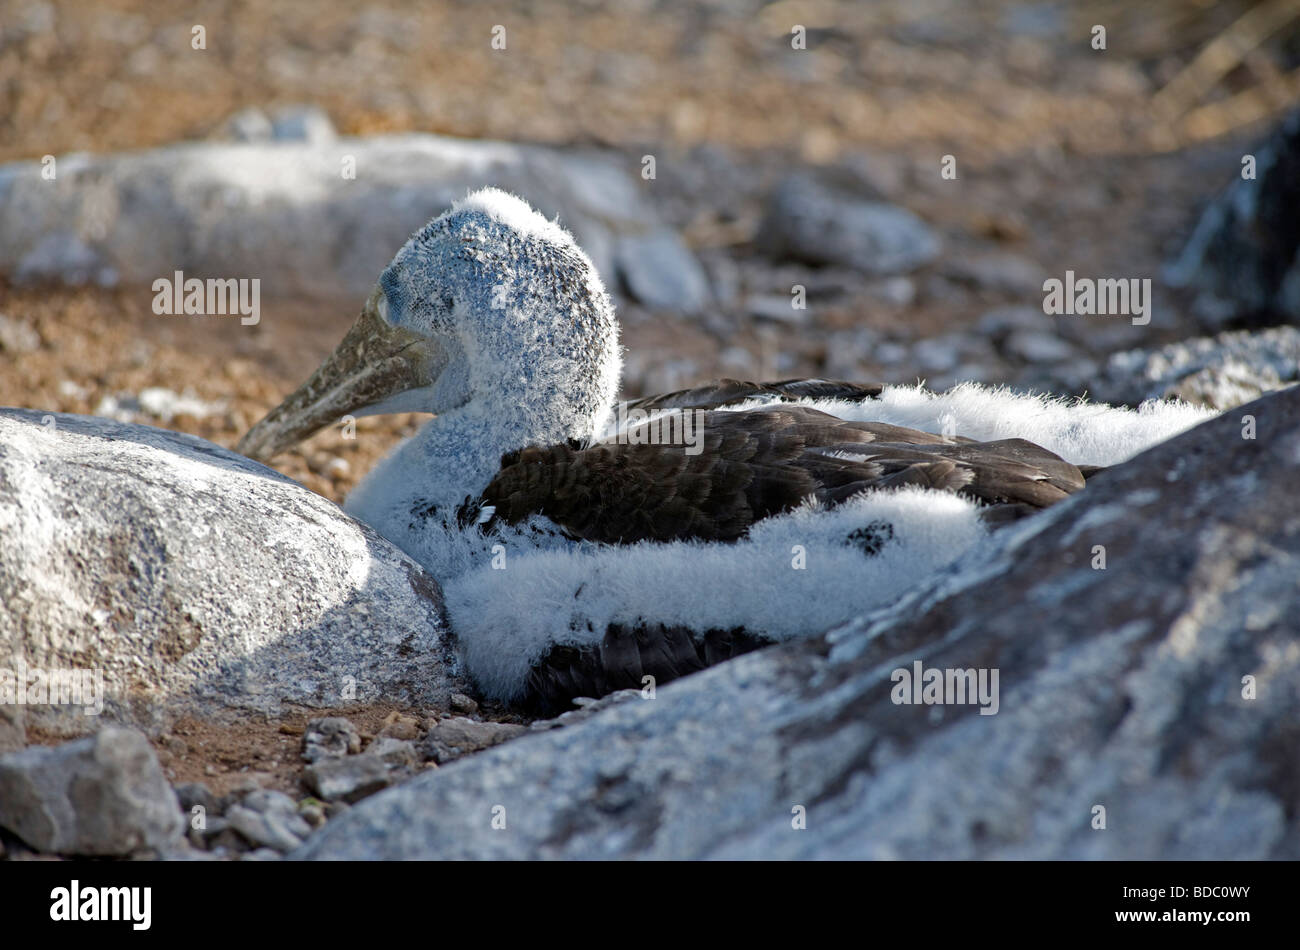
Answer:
[
  {"left": 0, "top": 726, "right": 183, "bottom": 855},
  {"left": 366, "top": 737, "right": 419, "bottom": 768},
  {"left": 225, "top": 790, "right": 314, "bottom": 853},
  {"left": 0, "top": 313, "right": 40, "bottom": 354},
  {"left": 1087, "top": 326, "right": 1300, "bottom": 410},
  {"left": 1166, "top": 108, "right": 1300, "bottom": 328},
  {"left": 421, "top": 718, "right": 528, "bottom": 765},
  {"left": 296, "top": 387, "right": 1299, "bottom": 859},
  {"left": 757, "top": 173, "right": 941, "bottom": 274},
  {"left": 615, "top": 229, "right": 712, "bottom": 314},
  {"left": 940, "top": 252, "right": 1041, "bottom": 295},
  {"left": 302, "top": 717, "right": 363, "bottom": 763},
  {"left": 0, "top": 409, "right": 465, "bottom": 733},
  {"left": 302, "top": 753, "right": 401, "bottom": 804},
  {"left": 0, "top": 133, "right": 706, "bottom": 313},
  {"left": 528, "top": 690, "right": 642, "bottom": 732}
]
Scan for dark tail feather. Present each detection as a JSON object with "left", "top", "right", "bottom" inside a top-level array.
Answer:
[{"left": 523, "top": 622, "right": 771, "bottom": 716}]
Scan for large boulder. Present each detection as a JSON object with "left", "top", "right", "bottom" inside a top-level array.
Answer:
[
  {"left": 1166, "top": 108, "right": 1300, "bottom": 329},
  {"left": 0, "top": 133, "right": 705, "bottom": 313},
  {"left": 0, "top": 409, "right": 463, "bottom": 734},
  {"left": 296, "top": 387, "right": 1298, "bottom": 859}
]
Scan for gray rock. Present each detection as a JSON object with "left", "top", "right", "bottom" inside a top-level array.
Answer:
[
  {"left": 1004, "top": 2, "right": 1065, "bottom": 38},
  {"left": 174, "top": 781, "right": 219, "bottom": 816},
  {"left": 0, "top": 313, "right": 40, "bottom": 354},
  {"left": 12, "top": 232, "right": 114, "bottom": 287},
  {"left": 864, "top": 275, "right": 916, "bottom": 307},
  {"left": 717, "top": 346, "right": 759, "bottom": 377},
  {"left": 1070, "top": 320, "right": 1151, "bottom": 355},
  {"left": 302, "top": 753, "right": 398, "bottom": 804},
  {"left": 839, "top": 152, "right": 908, "bottom": 200},
  {"left": 302, "top": 718, "right": 363, "bottom": 763},
  {"left": 1164, "top": 360, "right": 1291, "bottom": 408},
  {"left": 217, "top": 107, "right": 274, "bottom": 143},
  {"left": 757, "top": 174, "right": 941, "bottom": 274},
  {"left": 0, "top": 409, "right": 464, "bottom": 734},
  {"left": 226, "top": 794, "right": 313, "bottom": 852},
  {"left": 225, "top": 775, "right": 270, "bottom": 799},
  {"left": 615, "top": 229, "right": 712, "bottom": 314},
  {"left": 93, "top": 387, "right": 224, "bottom": 426},
  {"left": 1003, "top": 329, "right": 1077, "bottom": 364},
  {"left": 209, "top": 826, "right": 251, "bottom": 854},
  {"left": 0, "top": 726, "right": 183, "bottom": 855},
  {"left": 296, "top": 387, "right": 1300, "bottom": 859},
  {"left": 1166, "top": 108, "right": 1300, "bottom": 327},
  {"left": 821, "top": 328, "right": 881, "bottom": 379},
  {"left": 912, "top": 337, "right": 960, "bottom": 373},
  {"left": 299, "top": 801, "right": 326, "bottom": 828},
  {"left": 530, "top": 689, "right": 643, "bottom": 731},
  {"left": 922, "top": 273, "right": 964, "bottom": 304},
  {"left": 976, "top": 305, "right": 1046, "bottom": 341},
  {"left": 188, "top": 813, "right": 228, "bottom": 839},
  {"left": 941, "top": 253, "right": 1041, "bottom": 295},
  {"left": 238, "top": 788, "right": 299, "bottom": 816},
  {"left": 746, "top": 293, "right": 809, "bottom": 326},
  {"left": 873, "top": 342, "right": 908, "bottom": 366},
  {"left": 366, "top": 737, "right": 418, "bottom": 768},
  {"left": 269, "top": 105, "right": 337, "bottom": 144},
  {"left": 698, "top": 251, "right": 741, "bottom": 307},
  {"left": 0, "top": 134, "right": 705, "bottom": 313},
  {"left": 421, "top": 717, "right": 528, "bottom": 764},
  {"left": 374, "top": 712, "right": 421, "bottom": 741},
  {"left": 1086, "top": 326, "right": 1300, "bottom": 410},
  {"left": 449, "top": 692, "right": 479, "bottom": 715}
]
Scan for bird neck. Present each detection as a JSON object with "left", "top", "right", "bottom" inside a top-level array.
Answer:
[
  {"left": 355, "top": 387, "right": 607, "bottom": 516},
  {"left": 431, "top": 399, "right": 580, "bottom": 497}
]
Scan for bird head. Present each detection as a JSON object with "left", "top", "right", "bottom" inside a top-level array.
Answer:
[{"left": 238, "top": 188, "right": 621, "bottom": 462}]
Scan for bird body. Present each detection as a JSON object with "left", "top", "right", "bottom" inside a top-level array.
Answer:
[{"left": 239, "top": 188, "right": 1214, "bottom": 712}]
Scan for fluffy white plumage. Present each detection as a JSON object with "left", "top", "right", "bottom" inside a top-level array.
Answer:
[
  {"left": 450, "top": 385, "right": 1212, "bottom": 700},
  {"left": 334, "top": 188, "right": 1217, "bottom": 702},
  {"left": 447, "top": 487, "right": 986, "bottom": 701}
]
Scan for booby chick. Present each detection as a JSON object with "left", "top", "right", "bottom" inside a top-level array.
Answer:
[{"left": 239, "top": 188, "right": 1214, "bottom": 713}]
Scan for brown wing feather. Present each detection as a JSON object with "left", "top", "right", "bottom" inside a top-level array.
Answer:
[
  {"left": 478, "top": 405, "right": 1086, "bottom": 543},
  {"left": 623, "top": 377, "right": 884, "bottom": 414}
]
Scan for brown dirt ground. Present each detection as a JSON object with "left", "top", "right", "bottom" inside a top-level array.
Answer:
[
  {"left": 25, "top": 705, "right": 434, "bottom": 799},
  {"left": 2, "top": 0, "right": 1288, "bottom": 164}
]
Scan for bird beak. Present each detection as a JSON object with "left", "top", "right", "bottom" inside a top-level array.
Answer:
[{"left": 237, "top": 285, "right": 432, "bottom": 462}]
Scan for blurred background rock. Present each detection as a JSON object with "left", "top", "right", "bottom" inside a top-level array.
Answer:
[{"left": 0, "top": 0, "right": 1297, "bottom": 502}]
